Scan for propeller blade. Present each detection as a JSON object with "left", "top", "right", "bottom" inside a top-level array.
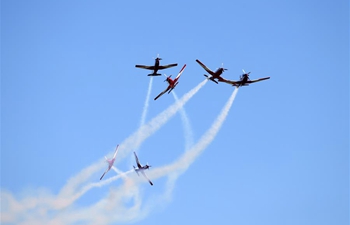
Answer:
[
  {"left": 154, "top": 54, "right": 162, "bottom": 60},
  {"left": 164, "top": 75, "right": 171, "bottom": 82}
]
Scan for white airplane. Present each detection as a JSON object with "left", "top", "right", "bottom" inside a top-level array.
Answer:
[
  {"left": 133, "top": 152, "right": 153, "bottom": 186},
  {"left": 100, "top": 145, "right": 119, "bottom": 180}
]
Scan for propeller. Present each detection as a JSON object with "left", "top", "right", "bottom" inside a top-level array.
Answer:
[
  {"left": 154, "top": 53, "right": 162, "bottom": 60},
  {"left": 242, "top": 69, "right": 251, "bottom": 81},
  {"left": 221, "top": 63, "right": 228, "bottom": 71},
  {"left": 242, "top": 69, "right": 251, "bottom": 75},
  {"left": 164, "top": 75, "right": 171, "bottom": 82}
]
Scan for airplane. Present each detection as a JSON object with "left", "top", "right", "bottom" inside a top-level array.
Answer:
[
  {"left": 135, "top": 55, "right": 178, "bottom": 76},
  {"left": 154, "top": 64, "right": 187, "bottom": 100},
  {"left": 100, "top": 145, "right": 119, "bottom": 180},
  {"left": 195, "top": 59, "right": 228, "bottom": 84},
  {"left": 133, "top": 152, "right": 153, "bottom": 186},
  {"left": 219, "top": 69, "right": 270, "bottom": 87}
]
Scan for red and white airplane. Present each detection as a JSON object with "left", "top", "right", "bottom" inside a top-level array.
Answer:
[
  {"left": 135, "top": 55, "right": 178, "bottom": 76},
  {"left": 100, "top": 145, "right": 119, "bottom": 180},
  {"left": 219, "top": 69, "right": 270, "bottom": 87},
  {"left": 196, "top": 59, "right": 227, "bottom": 84},
  {"left": 154, "top": 64, "right": 187, "bottom": 100},
  {"left": 133, "top": 152, "right": 153, "bottom": 186}
]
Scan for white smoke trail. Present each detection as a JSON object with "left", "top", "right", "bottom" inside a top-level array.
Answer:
[
  {"left": 156, "top": 90, "right": 195, "bottom": 202},
  {"left": 139, "top": 87, "right": 239, "bottom": 216},
  {"left": 47, "top": 88, "right": 239, "bottom": 224},
  {"left": 115, "top": 79, "right": 207, "bottom": 160},
  {"left": 151, "top": 87, "right": 238, "bottom": 176},
  {"left": 131, "top": 76, "right": 153, "bottom": 166},
  {"left": 62, "top": 78, "right": 207, "bottom": 201},
  {"left": 171, "top": 91, "right": 194, "bottom": 150},
  {"left": 71, "top": 78, "right": 206, "bottom": 196},
  {"left": 0, "top": 79, "right": 208, "bottom": 224},
  {"left": 70, "top": 169, "right": 134, "bottom": 201},
  {"left": 139, "top": 77, "right": 153, "bottom": 127}
]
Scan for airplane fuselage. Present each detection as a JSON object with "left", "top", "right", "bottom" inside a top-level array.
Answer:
[
  {"left": 151, "top": 58, "right": 161, "bottom": 74},
  {"left": 107, "top": 158, "right": 116, "bottom": 170},
  {"left": 134, "top": 164, "right": 150, "bottom": 171},
  {"left": 204, "top": 68, "right": 225, "bottom": 84},
  {"left": 166, "top": 77, "right": 177, "bottom": 88},
  {"left": 141, "top": 165, "right": 150, "bottom": 170},
  {"left": 134, "top": 165, "right": 150, "bottom": 176},
  {"left": 213, "top": 68, "right": 224, "bottom": 77},
  {"left": 239, "top": 74, "right": 249, "bottom": 86}
]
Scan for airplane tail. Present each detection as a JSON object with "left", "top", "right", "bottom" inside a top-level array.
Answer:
[
  {"left": 168, "top": 87, "right": 175, "bottom": 94},
  {"left": 148, "top": 73, "right": 161, "bottom": 76},
  {"left": 204, "top": 75, "right": 218, "bottom": 84},
  {"left": 211, "top": 78, "right": 219, "bottom": 84}
]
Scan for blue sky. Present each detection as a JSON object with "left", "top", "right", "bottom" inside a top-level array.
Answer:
[{"left": 1, "top": 0, "right": 349, "bottom": 224}]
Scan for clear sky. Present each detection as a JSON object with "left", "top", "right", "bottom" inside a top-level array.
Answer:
[{"left": 1, "top": 0, "right": 349, "bottom": 224}]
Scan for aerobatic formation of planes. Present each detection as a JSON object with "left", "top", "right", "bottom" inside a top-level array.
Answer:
[{"left": 100, "top": 55, "right": 270, "bottom": 185}]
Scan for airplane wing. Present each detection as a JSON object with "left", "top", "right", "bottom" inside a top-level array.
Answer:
[
  {"left": 141, "top": 170, "right": 153, "bottom": 186},
  {"left": 158, "top": 63, "right": 178, "bottom": 70},
  {"left": 219, "top": 79, "right": 242, "bottom": 86},
  {"left": 217, "top": 76, "right": 227, "bottom": 82},
  {"left": 196, "top": 59, "right": 215, "bottom": 75},
  {"left": 134, "top": 152, "right": 142, "bottom": 168},
  {"left": 174, "top": 64, "right": 187, "bottom": 80},
  {"left": 112, "top": 145, "right": 119, "bottom": 159},
  {"left": 154, "top": 86, "right": 171, "bottom": 100},
  {"left": 100, "top": 167, "right": 110, "bottom": 180},
  {"left": 246, "top": 77, "right": 270, "bottom": 84},
  {"left": 135, "top": 65, "right": 155, "bottom": 70}
]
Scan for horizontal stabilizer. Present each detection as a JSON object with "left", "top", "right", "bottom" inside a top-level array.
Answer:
[{"left": 148, "top": 73, "right": 162, "bottom": 76}]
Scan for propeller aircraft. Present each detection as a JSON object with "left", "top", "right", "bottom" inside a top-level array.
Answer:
[
  {"left": 195, "top": 59, "right": 227, "bottom": 84},
  {"left": 154, "top": 64, "right": 187, "bottom": 100},
  {"left": 100, "top": 145, "right": 119, "bottom": 180},
  {"left": 135, "top": 55, "right": 178, "bottom": 76},
  {"left": 220, "top": 69, "right": 270, "bottom": 87},
  {"left": 133, "top": 152, "right": 153, "bottom": 186}
]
